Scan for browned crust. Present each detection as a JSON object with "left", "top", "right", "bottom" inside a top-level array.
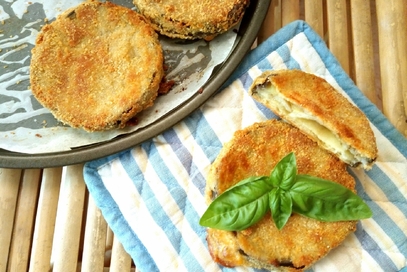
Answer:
[
  {"left": 205, "top": 120, "right": 357, "bottom": 271},
  {"left": 132, "top": 0, "right": 250, "bottom": 40},
  {"left": 249, "top": 70, "right": 378, "bottom": 167},
  {"left": 30, "top": 1, "right": 164, "bottom": 131}
]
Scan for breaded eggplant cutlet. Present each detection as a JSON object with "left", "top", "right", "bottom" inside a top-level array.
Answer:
[
  {"left": 30, "top": 1, "right": 164, "bottom": 132},
  {"left": 132, "top": 0, "right": 250, "bottom": 40},
  {"left": 205, "top": 119, "right": 357, "bottom": 271},
  {"left": 249, "top": 70, "right": 378, "bottom": 169}
]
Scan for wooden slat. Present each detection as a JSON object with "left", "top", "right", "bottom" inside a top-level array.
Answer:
[
  {"left": 29, "top": 167, "right": 62, "bottom": 272},
  {"left": 106, "top": 228, "right": 114, "bottom": 253},
  {"left": 258, "top": 0, "right": 281, "bottom": 43},
  {"left": 51, "top": 164, "right": 86, "bottom": 272},
  {"left": 326, "top": 0, "right": 350, "bottom": 74},
  {"left": 304, "top": 0, "right": 324, "bottom": 39},
  {"left": 350, "top": 0, "right": 378, "bottom": 105},
  {"left": 104, "top": 228, "right": 114, "bottom": 268},
  {"left": 376, "top": 0, "right": 407, "bottom": 136},
  {"left": 81, "top": 195, "right": 108, "bottom": 272},
  {"left": 110, "top": 236, "right": 132, "bottom": 272},
  {"left": 0, "top": 169, "right": 22, "bottom": 272},
  {"left": 7, "top": 169, "right": 42, "bottom": 272},
  {"left": 282, "top": 0, "right": 300, "bottom": 26},
  {"left": 273, "top": 0, "right": 283, "bottom": 31}
]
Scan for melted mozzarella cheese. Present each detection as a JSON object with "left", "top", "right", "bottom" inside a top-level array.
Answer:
[{"left": 254, "top": 85, "right": 359, "bottom": 165}]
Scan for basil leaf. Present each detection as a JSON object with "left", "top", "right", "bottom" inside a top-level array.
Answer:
[
  {"left": 200, "top": 152, "right": 372, "bottom": 232},
  {"left": 269, "top": 152, "right": 297, "bottom": 190},
  {"left": 269, "top": 188, "right": 293, "bottom": 230},
  {"left": 225, "top": 176, "right": 267, "bottom": 192},
  {"left": 290, "top": 175, "right": 373, "bottom": 221},
  {"left": 199, "top": 177, "right": 273, "bottom": 231}
]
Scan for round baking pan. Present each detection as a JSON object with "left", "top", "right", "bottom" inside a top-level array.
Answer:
[{"left": 0, "top": 0, "right": 271, "bottom": 169}]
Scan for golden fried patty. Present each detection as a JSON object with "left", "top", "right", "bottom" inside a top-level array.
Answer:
[
  {"left": 132, "top": 0, "right": 250, "bottom": 40},
  {"left": 205, "top": 120, "right": 357, "bottom": 271},
  {"left": 249, "top": 70, "right": 377, "bottom": 169},
  {"left": 30, "top": 1, "right": 164, "bottom": 131}
]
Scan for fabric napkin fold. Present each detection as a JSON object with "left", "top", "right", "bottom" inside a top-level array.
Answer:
[{"left": 83, "top": 20, "right": 407, "bottom": 272}]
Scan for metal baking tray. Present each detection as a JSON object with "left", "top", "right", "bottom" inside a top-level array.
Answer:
[{"left": 0, "top": 0, "right": 271, "bottom": 168}]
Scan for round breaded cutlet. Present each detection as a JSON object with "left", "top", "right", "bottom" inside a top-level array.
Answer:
[
  {"left": 249, "top": 70, "right": 377, "bottom": 169},
  {"left": 205, "top": 119, "right": 357, "bottom": 271},
  {"left": 30, "top": 1, "right": 164, "bottom": 132},
  {"left": 132, "top": 0, "right": 250, "bottom": 40}
]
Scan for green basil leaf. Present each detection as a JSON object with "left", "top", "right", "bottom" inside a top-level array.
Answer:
[
  {"left": 290, "top": 174, "right": 373, "bottom": 221},
  {"left": 225, "top": 176, "right": 267, "bottom": 192},
  {"left": 199, "top": 177, "right": 273, "bottom": 231},
  {"left": 270, "top": 152, "right": 297, "bottom": 190},
  {"left": 200, "top": 152, "right": 372, "bottom": 232},
  {"left": 269, "top": 188, "right": 293, "bottom": 230}
]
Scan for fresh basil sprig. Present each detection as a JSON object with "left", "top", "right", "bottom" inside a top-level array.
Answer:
[{"left": 199, "top": 152, "right": 372, "bottom": 231}]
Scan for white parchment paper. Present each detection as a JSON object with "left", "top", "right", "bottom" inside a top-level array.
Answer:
[{"left": 0, "top": 0, "right": 239, "bottom": 153}]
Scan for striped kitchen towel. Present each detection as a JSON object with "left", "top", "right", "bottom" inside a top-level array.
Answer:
[{"left": 83, "top": 20, "right": 407, "bottom": 272}]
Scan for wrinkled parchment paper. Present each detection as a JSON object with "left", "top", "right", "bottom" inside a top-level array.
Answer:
[{"left": 0, "top": 0, "right": 238, "bottom": 153}]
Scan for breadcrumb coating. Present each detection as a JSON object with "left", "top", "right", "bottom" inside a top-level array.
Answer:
[
  {"left": 30, "top": 1, "right": 164, "bottom": 131},
  {"left": 133, "top": 0, "right": 250, "bottom": 40},
  {"left": 249, "top": 70, "right": 377, "bottom": 169},
  {"left": 205, "top": 120, "right": 357, "bottom": 271}
]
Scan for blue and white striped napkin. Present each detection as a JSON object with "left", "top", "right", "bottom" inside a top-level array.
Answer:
[{"left": 83, "top": 21, "right": 407, "bottom": 272}]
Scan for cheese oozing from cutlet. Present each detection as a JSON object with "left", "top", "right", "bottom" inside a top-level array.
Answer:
[
  {"left": 249, "top": 70, "right": 377, "bottom": 169},
  {"left": 251, "top": 83, "right": 361, "bottom": 163}
]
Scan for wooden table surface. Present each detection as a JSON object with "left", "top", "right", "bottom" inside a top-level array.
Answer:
[{"left": 1, "top": 1, "right": 406, "bottom": 271}]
